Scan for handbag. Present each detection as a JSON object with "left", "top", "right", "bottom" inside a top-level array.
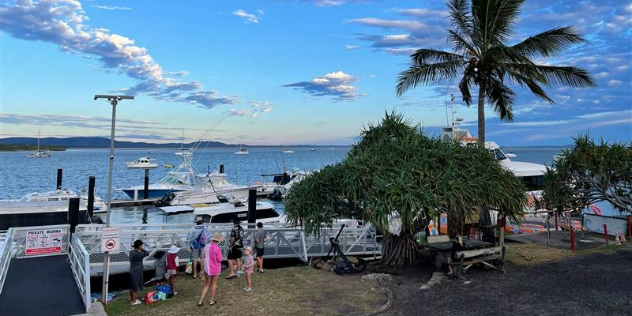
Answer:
[{"left": 185, "top": 259, "right": 193, "bottom": 274}]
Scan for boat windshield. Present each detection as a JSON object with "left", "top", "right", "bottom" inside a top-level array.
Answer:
[
  {"left": 491, "top": 149, "right": 508, "bottom": 161},
  {"left": 520, "top": 175, "right": 545, "bottom": 191}
]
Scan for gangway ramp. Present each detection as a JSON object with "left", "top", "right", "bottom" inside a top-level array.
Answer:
[
  {"left": 0, "top": 225, "right": 92, "bottom": 316},
  {"left": 0, "top": 256, "right": 85, "bottom": 316}
]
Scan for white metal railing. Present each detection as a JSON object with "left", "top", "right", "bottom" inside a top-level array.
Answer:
[
  {"left": 75, "top": 223, "right": 381, "bottom": 276},
  {"left": 0, "top": 228, "right": 13, "bottom": 294},
  {"left": 70, "top": 234, "right": 91, "bottom": 312}
]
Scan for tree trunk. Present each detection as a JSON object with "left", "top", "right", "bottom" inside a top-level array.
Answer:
[
  {"left": 477, "top": 82, "right": 486, "bottom": 146},
  {"left": 380, "top": 232, "right": 421, "bottom": 267}
]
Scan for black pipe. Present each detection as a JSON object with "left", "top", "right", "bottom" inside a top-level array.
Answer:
[
  {"left": 247, "top": 189, "right": 257, "bottom": 228},
  {"left": 87, "top": 176, "right": 95, "bottom": 218},
  {"left": 68, "top": 197, "right": 80, "bottom": 234},
  {"left": 219, "top": 164, "right": 225, "bottom": 174},
  {"left": 56, "top": 168, "right": 63, "bottom": 190},
  {"left": 143, "top": 169, "right": 149, "bottom": 200}
]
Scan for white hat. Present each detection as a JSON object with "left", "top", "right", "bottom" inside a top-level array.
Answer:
[{"left": 168, "top": 245, "right": 180, "bottom": 254}]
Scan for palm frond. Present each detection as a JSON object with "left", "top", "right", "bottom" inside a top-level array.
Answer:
[
  {"left": 459, "top": 74, "right": 474, "bottom": 106},
  {"left": 489, "top": 0, "right": 524, "bottom": 43},
  {"left": 486, "top": 80, "right": 515, "bottom": 121},
  {"left": 396, "top": 61, "right": 464, "bottom": 96},
  {"left": 511, "top": 27, "right": 587, "bottom": 58},
  {"left": 411, "top": 49, "right": 465, "bottom": 65},
  {"left": 448, "top": 30, "right": 478, "bottom": 56},
  {"left": 448, "top": 0, "right": 474, "bottom": 41},
  {"left": 502, "top": 65, "right": 554, "bottom": 103},
  {"left": 507, "top": 64, "right": 597, "bottom": 88}
]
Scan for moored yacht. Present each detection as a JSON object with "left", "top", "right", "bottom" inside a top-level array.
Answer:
[{"left": 126, "top": 156, "right": 158, "bottom": 169}]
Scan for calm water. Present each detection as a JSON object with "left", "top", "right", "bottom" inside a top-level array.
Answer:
[{"left": 8, "top": 145, "right": 620, "bottom": 224}]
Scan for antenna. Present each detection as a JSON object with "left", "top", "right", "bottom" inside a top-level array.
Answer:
[{"left": 450, "top": 94, "right": 456, "bottom": 127}]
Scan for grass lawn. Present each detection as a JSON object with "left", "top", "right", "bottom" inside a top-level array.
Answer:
[
  {"left": 105, "top": 266, "right": 387, "bottom": 316},
  {"left": 505, "top": 240, "right": 632, "bottom": 266}
]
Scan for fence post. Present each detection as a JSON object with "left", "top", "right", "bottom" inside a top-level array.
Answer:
[
  {"left": 555, "top": 212, "right": 559, "bottom": 231},
  {"left": 603, "top": 224, "right": 609, "bottom": 246},
  {"left": 627, "top": 216, "right": 631, "bottom": 242},
  {"left": 570, "top": 227, "right": 575, "bottom": 252}
]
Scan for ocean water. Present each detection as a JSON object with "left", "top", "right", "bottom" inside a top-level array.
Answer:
[{"left": 2, "top": 145, "right": 621, "bottom": 223}]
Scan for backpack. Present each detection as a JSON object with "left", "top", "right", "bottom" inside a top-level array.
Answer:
[{"left": 198, "top": 226, "right": 211, "bottom": 247}]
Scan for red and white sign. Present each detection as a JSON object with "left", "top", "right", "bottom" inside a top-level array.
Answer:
[
  {"left": 25, "top": 229, "right": 64, "bottom": 256},
  {"left": 101, "top": 227, "right": 121, "bottom": 253}
]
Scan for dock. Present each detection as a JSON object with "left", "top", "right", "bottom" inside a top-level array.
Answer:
[{"left": 110, "top": 198, "right": 157, "bottom": 207}]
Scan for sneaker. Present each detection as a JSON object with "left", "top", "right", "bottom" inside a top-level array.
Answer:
[
  {"left": 131, "top": 299, "right": 142, "bottom": 306},
  {"left": 243, "top": 287, "right": 252, "bottom": 292},
  {"left": 173, "top": 291, "right": 179, "bottom": 296},
  {"left": 237, "top": 270, "right": 242, "bottom": 277}
]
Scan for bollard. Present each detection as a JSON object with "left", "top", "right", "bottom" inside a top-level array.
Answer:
[
  {"left": 68, "top": 197, "right": 80, "bottom": 235},
  {"left": 247, "top": 189, "right": 257, "bottom": 229},
  {"left": 219, "top": 164, "right": 225, "bottom": 174},
  {"left": 57, "top": 168, "right": 63, "bottom": 190},
  {"left": 603, "top": 224, "right": 609, "bottom": 246},
  {"left": 570, "top": 227, "right": 575, "bottom": 252},
  {"left": 143, "top": 169, "right": 149, "bottom": 200},
  {"left": 88, "top": 176, "right": 95, "bottom": 218}
]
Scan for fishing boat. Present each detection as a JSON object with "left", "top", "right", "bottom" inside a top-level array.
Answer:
[
  {"left": 126, "top": 156, "right": 158, "bottom": 169},
  {"left": 256, "top": 169, "right": 311, "bottom": 200},
  {"left": 26, "top": 130, "right": 51, "bottom": 158},
  {"left": 175, "top": 130, "right": 192, "bottom": 157},
  {"left": 159, "top": 200, "right": 283, "bottom": 225},
  {"left": 157, "top": 170, "right": 253, "bottom": 206},
  {"left": 282, "top": 147, "right": 294, "bottom": 154}
]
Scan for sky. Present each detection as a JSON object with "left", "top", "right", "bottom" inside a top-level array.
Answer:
[{"left": 1, "top": 0, "right": 630, "bottom": 146}]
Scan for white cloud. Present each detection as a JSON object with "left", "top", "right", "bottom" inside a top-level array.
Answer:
[
  {"left": 385, "top": 48, "right": 417, "bottom": 56},
  {"left": 345, "top": 45, "right": 359, "bottom": 50},
  {"left": 503, "top": 120, "right": 573, "bottom": 127},
  {"left": 576, "top": 110, "right": 632, "bottom": 119},
  {"left": 594, "top": 72, "right": 609, "bottom": 79},
  {"left": 0, "top": 0, "right": 236, "bottom": 109},
  {"left": 233, "top": 9, "right": 259, "bottom": 23},
  {"left": 348, "top": 18, "right": 427, "bottom": 31},
  {"left": 228, "top": 109, "right": 250, "bottom": 117},
  {"left": 283, "top": 71, "right": 361, "bottom": 101},
  {"left": 608, "top": 80, "right": 622, "bottom": 85},
  {"left": 93, "top": 5, "right": 131, "bottom": 11}
]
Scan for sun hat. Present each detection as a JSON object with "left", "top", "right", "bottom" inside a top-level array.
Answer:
[
  {"left": 211, "top": 233, "right": 222, "bottom": 243},
  {"left": 168, "top": 245, "right": 180, "bottom": 254},
  {"left": 133, "top": 239, "right": 143, "bottom": 248},
  {"left": 195, "top": 216, "right": 203, "bottom": 223},
  {"left": 244, "top": 247, "right": 252, "bottom": 254}
]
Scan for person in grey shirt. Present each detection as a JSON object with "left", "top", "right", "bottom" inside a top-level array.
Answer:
[
  {"left": 188, "top": 216, "right": 205, "bottom": 279},
  {"left": 254, "top": 222, "right": 267, "bottom": 273}
]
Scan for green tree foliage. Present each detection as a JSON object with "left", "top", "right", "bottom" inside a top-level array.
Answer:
[
  {"left": 396, "top": 0, "right": 595, "bottom": 146},
  {"left": 543, "top": 135, "right": 632, "bottom": 214},
  {"left": 284, "top": 112, "right": 526, "bottom": 266}
]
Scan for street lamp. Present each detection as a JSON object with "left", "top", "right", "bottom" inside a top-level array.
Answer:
[{"left": 94, "top": 94, "right": 133, "bottom": 304}]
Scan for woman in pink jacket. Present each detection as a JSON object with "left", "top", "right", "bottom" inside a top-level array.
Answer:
[{"left": 198, "top": 233, "right": 223, "bottom": 306}]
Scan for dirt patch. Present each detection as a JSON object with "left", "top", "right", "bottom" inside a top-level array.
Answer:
[
  {"left": 380, "top": 243, "right": 632, "bottom": 316},
  {"left": 106, "top": 266, "right": 387, "bottom": 316}
]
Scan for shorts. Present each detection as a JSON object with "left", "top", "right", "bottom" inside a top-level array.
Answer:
[
  {"left": 165, "top": 269, "right": 177, "bottom": 278},
  {"left": 191, "top": 248, "right": 203, "bottom": 260},
  {"left": 255, "top": 247, "right": 265, "bottom": 257},
  {"left": 228, "top": 247, "right": 243, "bottom": 260}
]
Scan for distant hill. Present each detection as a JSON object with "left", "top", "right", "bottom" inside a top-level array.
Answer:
[{"left": 0, "top": 137, "right": 229, "bottom": 149}]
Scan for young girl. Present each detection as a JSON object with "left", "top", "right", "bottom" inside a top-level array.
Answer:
[
  {"left": 166, "top": 245, "right": 180, "bottom": 296},
  {"left": 198, "top": 233, "right": 223, "bottom": 306},
  {"left": 153, "top": 250, "right": 167, "bottom": 286},
  {"left": 242, "top": 247, "right": 254, "bottom": 292}
]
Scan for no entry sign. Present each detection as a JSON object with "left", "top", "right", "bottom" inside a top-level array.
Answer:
[{"left": 101, "top": 227, "right": 121, "bottom": 253}]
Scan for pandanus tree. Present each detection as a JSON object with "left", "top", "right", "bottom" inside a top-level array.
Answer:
[
  {"left": 284, "top": 112, "right": 526, "bottom": 267},
  {"left": 396, "top": 0, "right": 595, "bottom": 146},
  {"left": 543, "top": 135, "right": 632, "bottom": 214}
]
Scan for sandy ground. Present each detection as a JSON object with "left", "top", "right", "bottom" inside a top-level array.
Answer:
[{"left": 380, "top": 245, "right": 632, "bottom": 316}]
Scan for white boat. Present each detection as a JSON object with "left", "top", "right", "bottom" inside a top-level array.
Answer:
[
  {"left": 329, "top": 147, "right": 335, "bottom": 151},
  {"left": 0, "top": 189, "right": 108, "bottom": 215},
  {"left": 175, "top": 130, "right": 192, "bottom": 157},
  {"left": 160, "top": 200, "right": 285, "bottom": 225},
  {"left": 126, "top": 156, "right": 158, "bottom": 169},
  {"left": 234, "top": 138, "right": 249, "bottom": 155},
  {"left": 26, "top": 130, "right": 51, "bottom": 158},
  {"left": 505, "top": 152, "right": 517, "bottom": 158},
  {"left": 159, "top": 171, "right": 254, "bottom": 206},
  {"left": 310, "top": 148, "right": 316, "bottom": 152},
  {"left": 282, "top": 147, "right": 294, "bottom": 154},
  {"left": 256, "top": 169, "right": 311, "bottom": 200}
]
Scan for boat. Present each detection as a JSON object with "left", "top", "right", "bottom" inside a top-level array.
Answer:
[
  {"left": 234, "top": 138, "right": 249, "bottom": 155},
  {"left": 26, "top": 130, "right": 51, "bottom": 158},
  {"left": 256, "top": 169, "right": 311, "bottom": 200},
  {"left": 310, "top": 148, "right": 316, "bottom": 152},
  {"left": 505, "top": 152, "right": 517, "bottom": 158},
  {"left": 164, "top": 164, "right": 175, "bottom": 168},
  {"left": 282, "top": 147, "right": 294, "bottom": 154},
  {"left": 126, "top": 156, "right": 158, "bottom": 169},
  {"left": 157, "top": 170, "right": 254, "bottom": 206},
  {"left": 329, "top": 147, "right": 335, "bottom": 151},
  {"left": 160, "top": 200, "right": 284, "bottom": 224},
  {"left": 121, "top": 151, "right": 200, "bottom": 199},
  {"left": 175, "top": 130, "right": 192, "bottom": 157}
]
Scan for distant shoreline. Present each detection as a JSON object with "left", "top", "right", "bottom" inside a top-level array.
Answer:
[{"left": 0, "top": 144, "right": 66, "bottom": 152}]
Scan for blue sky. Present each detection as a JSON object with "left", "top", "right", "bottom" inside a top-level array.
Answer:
[{"left": 1, "top": 0, "right": 630, "bottom": 146}]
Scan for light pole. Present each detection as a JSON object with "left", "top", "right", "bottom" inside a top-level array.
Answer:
[{"left": 94, "top": 94, "right": 133, "bottom": 304}]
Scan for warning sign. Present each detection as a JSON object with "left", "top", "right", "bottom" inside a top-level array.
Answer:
[
  {"left": 101, "top": 227, "right": 121, "bottom": 253},
  {"left": 25, "top": 229, "right": 64, "bottom": 256}
]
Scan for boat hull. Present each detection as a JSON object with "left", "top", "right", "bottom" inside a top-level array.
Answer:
[{"left": 121, "top": 188, "right": 187, "bottom": 199}]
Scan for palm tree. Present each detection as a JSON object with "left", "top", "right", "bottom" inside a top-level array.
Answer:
[{"left": 396, "top": 0, "right": 595, "bottom": 146}]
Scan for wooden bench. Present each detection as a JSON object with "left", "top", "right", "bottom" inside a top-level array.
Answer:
[{"left": 449, "top": 246, "right": 505, "bottom": 279}]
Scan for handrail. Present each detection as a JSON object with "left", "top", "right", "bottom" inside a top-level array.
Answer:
[
  {"left": 0, "top": 228, "right": 13, "bottom": 294},
  {"left": 70, "top": 234, "right": 91, "bottom": 312}
]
